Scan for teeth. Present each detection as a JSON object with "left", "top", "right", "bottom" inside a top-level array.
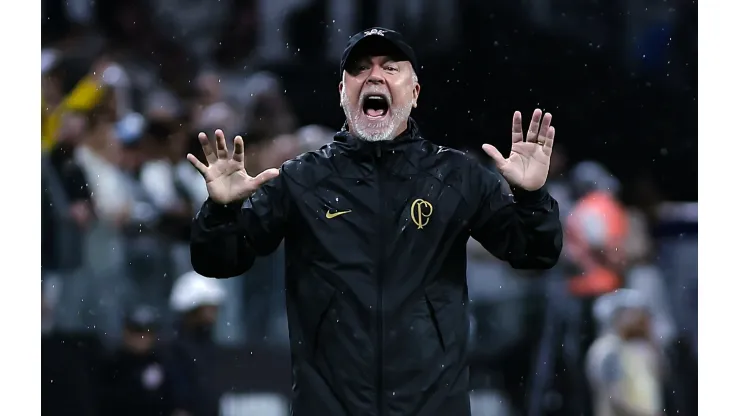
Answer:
[{"left": 368, "top": 96, "right": 383, "bottom": 100}]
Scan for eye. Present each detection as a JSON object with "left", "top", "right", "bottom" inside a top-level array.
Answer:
[{"left": 384, "top": 66, "right": 399, "bottom": 72}]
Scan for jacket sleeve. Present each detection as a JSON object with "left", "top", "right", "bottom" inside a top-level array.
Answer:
[
  {"left": 190, "top": 171, "right": 291, "bottom": 278},
  {"left": 468, "top": 162, "right": 563, "bottom": 269}
]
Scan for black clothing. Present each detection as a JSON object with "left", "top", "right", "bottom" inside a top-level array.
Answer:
[
  {"left": 41, "top": 332, "right": 102, "bottom": 416},
  {"left": 191, "top": 119, "right": 562, "bottom": 416},
  {"left": 98, "top": 348, "right": 175, "bottom": 416},
  {"left": 41, "top": 148, "right": 90, "bottom": 271},
  {"left": 164, "top": 329, "right": 223, "bottom": 416},
  {"left": 49, "top": 144, "right": 92, "bottom": 202}
]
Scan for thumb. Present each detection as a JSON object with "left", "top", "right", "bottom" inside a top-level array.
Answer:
[
  {"left": 250, "top": 168, "right": 280, "bottom": 187},
  {"left": 481, "top": 144, "right": 507, "bottom": 169}
]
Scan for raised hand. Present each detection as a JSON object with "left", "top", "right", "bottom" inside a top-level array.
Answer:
[
  {"left": 187, "top": 129, "right": 280, "bottom": 205},
  {"left": 482, "top": 109, "right": 555, "bottom": 191}
]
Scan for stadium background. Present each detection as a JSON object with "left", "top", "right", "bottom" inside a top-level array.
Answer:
[{"left": 40, "top": 0, "right": 697, "bottom": 415}]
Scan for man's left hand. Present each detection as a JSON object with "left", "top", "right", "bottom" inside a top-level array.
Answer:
[{"left": 482, "top": 109, "right": 555, "bottom": 191}]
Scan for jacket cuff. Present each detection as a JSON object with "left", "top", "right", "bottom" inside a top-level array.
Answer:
[
  {"left": 199, "top": 198, "right": 244, "bottom": 227},
  {"left": 512, "top": 187, "right": 549, "bottom": 205}
]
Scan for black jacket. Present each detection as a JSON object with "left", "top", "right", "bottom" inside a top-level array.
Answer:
[
  {"left": 164, "top": 328, "right": 222, "bottom": 416},
  {"left": 191, "top": 119, "right": 563, "bottom": 416},
  {"left": 98, "top": 348, "right": 175, "bottom": 416}
]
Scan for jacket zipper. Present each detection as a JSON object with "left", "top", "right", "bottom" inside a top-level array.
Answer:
[{"left": 375, "top": 145, "right": 385, "bottom": 416}]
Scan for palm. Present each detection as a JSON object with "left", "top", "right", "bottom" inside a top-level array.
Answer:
[
  {"left": 203, "top": 161, "right": 253, "bottom": 205},
  {"left": 187, "top": 130, "right": 279, "bottom": 205},
  {"left": 482, "top": 109, "right": 555, "bottom": 191}
]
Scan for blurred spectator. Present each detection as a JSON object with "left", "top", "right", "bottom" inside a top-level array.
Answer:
[
  {"left": 48, "top": 112, "right": 95, "bottom": 227},
  {"left": 566, "top": 161, "right": 627, "bottom": 299},
  {"left": 42, "top": 50, "right": 104, "bottom": 151},
  {"left": 166, "top": 271, "right": 226, "bottom": 416},
  {"left": 241, "top": 73, "right": 298, "bottom": 143},
  {"left": 111, "top": 112, "right": 161, "bottom": 228},
  {"left": 72, "top": 111, "right": 170, "bottom": 323},
  {"left": 42, "top": 111, "right": 94, "bottom": 273},
  {"left": 139, "top": 117, "right": 207, "bottom": 276},
  {"left": 587, "top": 290, "right": 666, "bottom": 416},
  {"left": 192, "top": 71, "right": 241, "bottom": 136},
  {"left": 98, "top": 305, "right": 175, "bottom": 416},
  {"left": 114, "top": 113, "right": 180, "bottom": 313},
  {"left": 623, "top": 207, "right": 676, "bottom": 349},
  {"left": 74, "top": 92, "right": 130, "bottom": 224},
  {"left": 42, "top": 51, "right": 128, "bottom": 152},
  {"left": 295, "top": 124, "right": 334, "bottom": 152},
  {"left": 42, "top": 279, "right": 103, "bottom": 416},
  {"left": 145, "top": 89, "right": 184, "bottom": 122},
  {"left": 563, "top": 161, "right": 629, "bottom": 413},
  {"left": 245, "top": 133, "right": 302, "bottom": 174},
  {"left": 140, "top": 118, "right": 206, "bottom": 230}
]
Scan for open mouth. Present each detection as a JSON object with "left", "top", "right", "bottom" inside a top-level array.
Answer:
[{"left": 362, "top": 95, "right": 390, "bottom": 119}]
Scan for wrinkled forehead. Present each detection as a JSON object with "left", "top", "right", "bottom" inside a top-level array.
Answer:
[{"left": 345, "top": 38, "right": 411, "bottom": 70}]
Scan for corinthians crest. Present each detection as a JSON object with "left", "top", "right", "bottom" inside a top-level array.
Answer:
[{"left": 364, "top": 28, "right": 386, "bottom": 37}]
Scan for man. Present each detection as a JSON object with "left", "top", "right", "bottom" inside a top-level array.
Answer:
[
  {"left": 41, "top": 281, "right": 101, "bottom": 416},
  {"left": 166, "top": 271, "right": 227, "bottom": 416},
  {"left": 42, "top": 111, "right": 93, "bottom": 274},
  {"left": 189, "top": 27, "right": 563, "bottom": 416},
  {"left": 98, "top": 306, "right": 174, "bottom": 416},
  {"left": 587, "top": 289, "right": 665, "bottom": 416},
  {"left": 566, "top": 161, "right": 628, "bottom": 299}
]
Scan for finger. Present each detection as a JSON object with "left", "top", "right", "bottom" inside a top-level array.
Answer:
[
  {"left": 525, "top": 109, "right": 543, "bottom": 143},
  {"left": 537, "top": 112, "right": 553, "bottom": 145},
  {"left": 511, "top": 111, "right": 524, "bottom": 143},
  {"left": 187, "top": 153, "right": 208, "bottom": 175},
  {"left": 482, "top": 144, "right": 507, "bottom": 169},
  {"left": 232, "top": 135, "right": 245, "bottom": 163},
  {"left": 542, "top": 126, "right": 555, "bottom": 157},
  {"left": 250, "top": 168, "right": 281, "bottom": 188},
  {"left": 215, "top": 129, "right": 228, "bottom": 159},
  {"left": 198, "top": 132, "right": 217, "bottom": 164}
]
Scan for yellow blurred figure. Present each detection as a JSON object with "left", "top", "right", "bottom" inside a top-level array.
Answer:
[{"left": 41, "top": 52, "right": 109, "bottom": 152}]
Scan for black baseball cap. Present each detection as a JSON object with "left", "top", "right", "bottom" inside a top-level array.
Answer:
[
  {"left": 124, "top": 305, "right": 161, "bottom": 332},
  {"left": 340, "top": 27, "right": 418, "bottom": 76}
]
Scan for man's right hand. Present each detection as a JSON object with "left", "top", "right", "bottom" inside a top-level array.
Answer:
[{"left": 187, "top": 129, "right": 280, "bottom": 205}]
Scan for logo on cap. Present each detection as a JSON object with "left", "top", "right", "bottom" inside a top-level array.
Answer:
[{"left": 364, "top": 29, "right": 386, "bottom": 37}]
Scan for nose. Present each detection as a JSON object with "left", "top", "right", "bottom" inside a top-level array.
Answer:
[{"left": 365, "top": 65, "right": 386, "bottom": 86}]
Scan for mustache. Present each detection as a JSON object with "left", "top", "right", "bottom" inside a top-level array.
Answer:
[{"left": 358, "top": 89, "right": 392, "bottom": 106}]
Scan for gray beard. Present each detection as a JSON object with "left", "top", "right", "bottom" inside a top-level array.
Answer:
[{"left": 340, "top": 89, "right": 412, "bottom": 142}]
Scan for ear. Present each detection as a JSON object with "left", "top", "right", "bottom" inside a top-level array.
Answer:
[
  {"left": 412, "top": 82, "right": 421, "bottom": 108},
  {"left": 338, "top": 80, "right": 344, "bottom": 107}
]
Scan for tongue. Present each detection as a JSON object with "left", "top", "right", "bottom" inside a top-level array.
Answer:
[{"left": 366, "top": 109, "right": 385, "bottom": 117}]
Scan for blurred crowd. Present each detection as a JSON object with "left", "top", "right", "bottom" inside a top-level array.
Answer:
[{"left": 41, "top": 1, "right": 697, "bottom": 416}]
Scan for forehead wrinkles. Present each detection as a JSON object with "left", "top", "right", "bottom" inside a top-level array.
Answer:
[
  {"left": 346, "top": 55, "right": 412, "bottom": 73},
  {"left": 356, "top": 55, "right": 397, "bottom": 65}
]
